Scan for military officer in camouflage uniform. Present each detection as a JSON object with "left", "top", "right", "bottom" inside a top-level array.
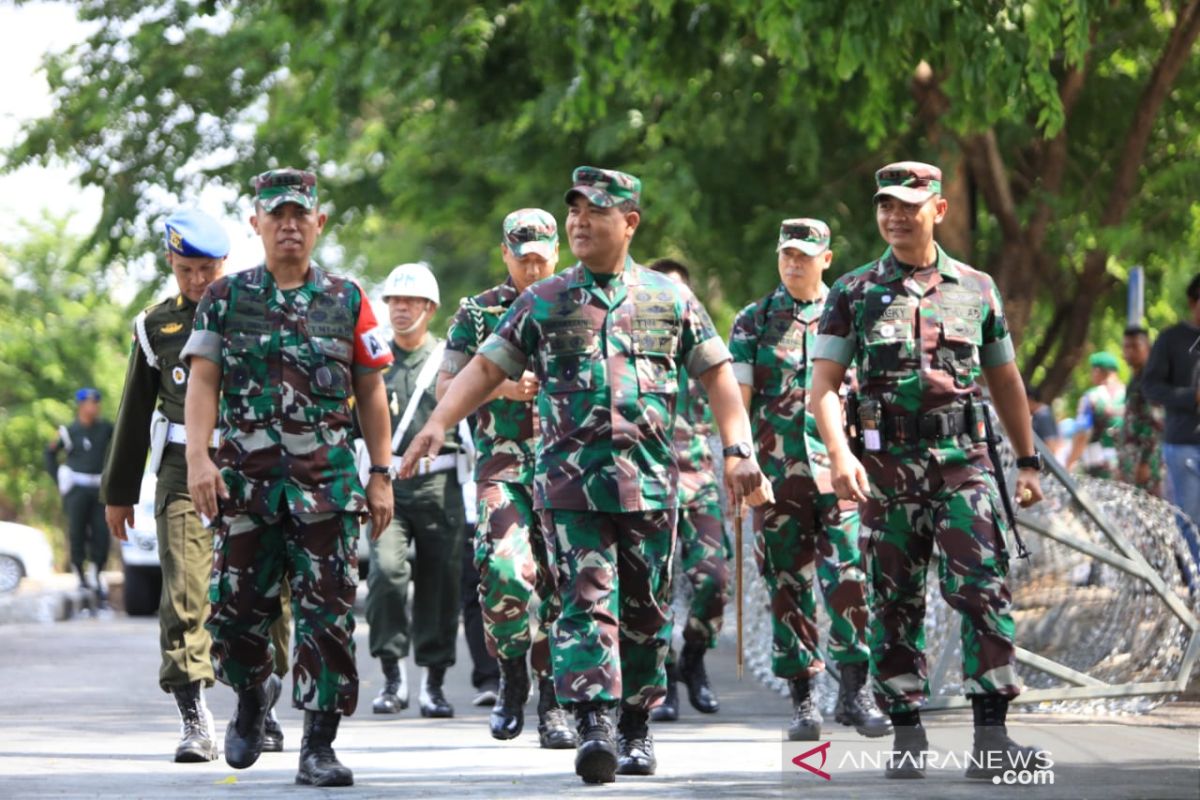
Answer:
[
  {"left": 182, "top": 168, "right": 395, "bottom": 787},
  {"left": 402, "top": 166, "right": 765, "bottom": 785},
  {"left": 1118, "top": 327, "right": 1164, "bottom": 496},
  {"left": 45, "top": 388, "right": 114, "bottom": 601},
  {"left": 100, "top": 210, "right": 289, "bottom": 761},
  {"left": 811, "top": 161, "right": 1045, "bottom": 780},
  {"left": 367, "top": 261, "right": 465, "bottom": 720},
  {"left": 438, "top": 208, "right": 575, "bottom": 747},
  {"left": 729, "top": 219, "right": 890, "bottom": 742},
  {"left": 645, "top": 258, "right": 728, "bottom": 722},
  {"left": 1066, "top": 352, "right": 1126, "bottom": 478}
]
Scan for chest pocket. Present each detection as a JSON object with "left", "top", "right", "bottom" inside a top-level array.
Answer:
[
  {"left": 756, "top": 312, "right": 804, "bottom": 397},
  {"left": 308, "top": 336, "right": 353, "bottom": 400},
  {"left": 631, "top": 301, "right": 680, "bottom": 396},
  {"left": 223, "top": 331, "right": 269, "bottom": 396},
  {"left": 633, "top": 330, "right": 679, "bottom": 395},
  {"left": 861, "top": 293, "right": 916, "bottom": 377},
  {"left": 938, "top": 287, "right": 983, "bottom": 386},
  {"left": 543, "top": 326, "right": 596, "bottom": 394}
]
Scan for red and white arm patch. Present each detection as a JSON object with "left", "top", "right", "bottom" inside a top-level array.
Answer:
[{"left": 351, "top": 281, "right": 393, "bottom": 369}]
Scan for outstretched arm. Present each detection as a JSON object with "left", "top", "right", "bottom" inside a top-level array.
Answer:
[{"left": 399, "top": 356, "right": 507, "bottom": 477}]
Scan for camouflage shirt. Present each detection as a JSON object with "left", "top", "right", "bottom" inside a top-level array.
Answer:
[
  {"left": 478, "top": 259, "right": 730, "bottom": 512},
  {"left": 673, "top": 367, "right": 714, "bottom": 476},
  {"left": 181, "top": 264, "right": 393, "bottom": 516},
  {"left": 102, "top": 293, "right": 202, "bottom": 504},
  {"left": 730, "top": 282, "right": 845, "bottom": 491},
  {"left": 813, "top": 246, "right": 1014, "bottom": 463},
  {"left": 1118, "top": 370, "right": 1163, "bottom": 495},
  {"left": 443, "top": 277, "right": 538, "bottom": 485}
]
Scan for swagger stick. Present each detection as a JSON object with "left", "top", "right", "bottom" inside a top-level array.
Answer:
[{"left": 735, "top": 501, "right": 745, "bottom": 680}]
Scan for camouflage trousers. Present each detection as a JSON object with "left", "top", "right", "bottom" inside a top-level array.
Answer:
[
  {"left": 754, "top": 467, "right": 870, "bottom": 679},
  {"left": 545, "top": 509, "right": 676, "bottom": 711},
  {"left": 667, "top": 472, "right": 729, "bottom": 655},
  {"left": 474, "top": 480, "right": 556, "bottom": 679},
  {"left": 861, "top": 452, "right": 1020, "bottom": 714},
  {"left": 208, "top": 511, "right": 359, "bottom": 715},
  {"left": 157, "top": 490, "right": 290, "bottom": 691}
]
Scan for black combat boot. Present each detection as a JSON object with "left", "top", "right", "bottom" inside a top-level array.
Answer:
[
  {"left": 536, "top": 677, "right": 576, "bottom": 749},
  {"left": 418, "top": 665, "right": 454, "bottom": 718},
  {"left": 965, "top": 695, "right": 1047, "bottom": 780},
  {"left": 295, "top": 711, "right": 353, "bottom": 787},
  {"left": 650, "top": 661, "right": 680, "bottom": 722},
  {"left": 490, "top": 656, "right": 529, "bottom": 740},
  {"left": 262, "top": 675, "right": 285, "bottom": 752},
  {"left": 834, "top": 662, "right": 892, "bottom": 738},
  {"left": 885, "top": 710, "right": 928, "bottom": 779},
  {"left": 787, "top": 675, "right": 822, "bottom": 741},
  {"left": 616, "top": 703, "right": 656, "bottom": 776},
  {"left": 172, "top": 682, "right": 217, "bottom": 763},
  {"left": 372, "top": 656, "right": 409, "bottom": 714},
  {"left": 225, "top": 673, "right": 281, "bottom": 769},
  {"left": 573, "top": 703, "right": 618, "bottom": 784},
  {"left": 677, "top": 641, "right": 719, "bottom": 714}
]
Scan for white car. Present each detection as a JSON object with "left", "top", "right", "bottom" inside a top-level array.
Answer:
[
  {"left": 0, "top": 521, "right": 56, "bottom": 594},
  {"left": 121, "top": 472, "right": 162, "bottom": 616}
]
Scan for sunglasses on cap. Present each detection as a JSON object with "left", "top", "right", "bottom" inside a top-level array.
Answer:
[
  {"left": 781, "top": 224, "right": 823, "bottom": 241},
  {"left": 507, "top": 226, "right": 554, "bottom": 244},
  {"left": 875, "top": 168, "right": 941, "bottom": 192}
]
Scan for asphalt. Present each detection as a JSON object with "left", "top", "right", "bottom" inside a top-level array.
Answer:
[{"left": 0, "top": 609, "right": 1196, "bottom": 799}]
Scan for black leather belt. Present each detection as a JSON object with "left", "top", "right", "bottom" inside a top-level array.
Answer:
[{"left": 885, "top": 406, "right": 970, "bottom": 443}]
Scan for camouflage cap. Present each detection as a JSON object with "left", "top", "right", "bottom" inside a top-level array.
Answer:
[
  {"left": 564, "top": 166, "right": 642, "bottom": 209},
  {"left": 777, "top": 218, "right": 831, "bottom": 257},
  {"left": 502, "top": 208, "right": 558, "bottom": 260},
  {"left": 252, "top": 168, "right": 318, "bottom": 212},
  {"left": 873, "top": 161, "right": 943, "bottom": 205}
]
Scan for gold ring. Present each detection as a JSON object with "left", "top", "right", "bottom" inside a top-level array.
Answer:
[{"left": 1020, "top": 488, "right": 1033, "bottom": 502}]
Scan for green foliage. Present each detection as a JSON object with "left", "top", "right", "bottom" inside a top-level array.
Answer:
[
  {"left": 5, "top": 0, "right": 1199, "bottom": 399},
  {"left": 0, "top": 216, "right": 131, "bottom": 563}
]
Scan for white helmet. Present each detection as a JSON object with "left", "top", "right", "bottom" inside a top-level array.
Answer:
[{"left": 381, "top": 262, "right": 440, "bottom": 305}]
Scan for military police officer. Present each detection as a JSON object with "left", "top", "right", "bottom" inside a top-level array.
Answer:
[
  {"left": 729, "top": 219, "right": 890, "bottom": 742},
  {"left": 402, "top": 166, "right": 765, "bottom": 785},
  {"left": 182, "top": 168, "right": 395, "bottom": 787},
  {"left": 437, "top": 209, "right": 575, "bottom": 747},
  {"left": 367, "top": 261, "right": 466, "bottom": 720},
  {"left": 46, "top": 388, "right": 114, "bottom": 602},
  {"left": 811, "top": 161, "right": 1045, "bottom": 780},
  {"left": 646, "top": 258, "right": 729, "bottom": 722}
]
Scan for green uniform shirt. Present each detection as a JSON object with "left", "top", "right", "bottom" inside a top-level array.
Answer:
[
  {"left": 479, "top": 259, "right": 730, "bottom": 512},
  {"left": 386, "top": 336, "right": 461, "bottom": 502},
  {"left": 443, "top": 277, "right": 537, "bottom": 485},
  {"left": 181, "top": 264, "right": 394, "bottom": 516},
  {"left": 101, "top": 293, "right": 201, "bottom": 505}
]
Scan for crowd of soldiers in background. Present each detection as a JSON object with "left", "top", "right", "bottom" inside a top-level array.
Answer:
[{"left": 35, "top": 159, "right": 1200, "bottom": 788}]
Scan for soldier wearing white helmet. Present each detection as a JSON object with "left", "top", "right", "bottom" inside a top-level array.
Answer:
[{"left": 366, "top": 261, "right": 467, "bottom": 719}]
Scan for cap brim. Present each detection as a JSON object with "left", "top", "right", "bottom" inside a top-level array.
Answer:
[
  {"left": 258, "top": 192, "right": 316, "bottom": 213},
  {"left": 564, "top": 186, "right": 617, "bottom": 208},
  {"left": 510, "top": 240, "right": 557, "bottom": 260},
  {"left": 873, "top": 186, "right": 934, "bottom": 205},
  {"left": 778, "top": 239, "right": 829, "bottom": 257}
]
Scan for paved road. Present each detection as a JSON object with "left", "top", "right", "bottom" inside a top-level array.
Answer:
[{"left": 0, "top": 615, "right": 1196, "bottom": 799}]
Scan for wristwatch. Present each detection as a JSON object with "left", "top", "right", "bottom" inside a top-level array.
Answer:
[
  {"left": 722, "top": 442, "right": 753, "bottom": 459},
  {"left": 368, "top": 464, "right": 394, "bottom": 478},
  {"left": 1015, "top": 454, "right": 1043, "bottom": 471}
]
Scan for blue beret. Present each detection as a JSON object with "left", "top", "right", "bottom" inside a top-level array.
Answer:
[
  {"left": 164, "top": 209, "right": 230, "bottom": 259},
  {"left": 75, "top": 388, "right": 101, "bottom": 403}
]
